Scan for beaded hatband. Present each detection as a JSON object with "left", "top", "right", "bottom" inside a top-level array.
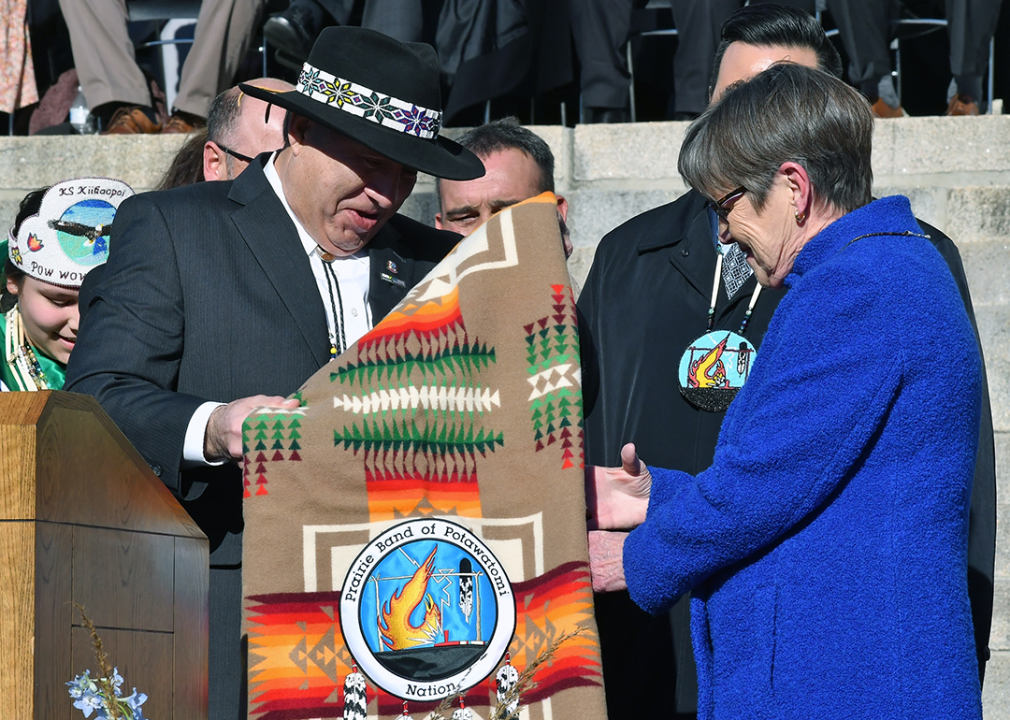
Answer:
[{"left": 297, "top": 62, "right": 442, "bottom": 140}]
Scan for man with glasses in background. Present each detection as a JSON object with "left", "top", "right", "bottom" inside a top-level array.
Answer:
[{"left": 203, "top": 78, "right": 295, "bottom": 181}]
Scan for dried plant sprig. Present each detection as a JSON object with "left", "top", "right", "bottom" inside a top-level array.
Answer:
[
  {"left": 74, "top": 604, "right": 122, "bottom": 720},
  {"left": 69, "top": 606, "right": 147, "bottom": 720},
  {"left": 430, "top": 694, "right": 457, "bottom": 718},
  {"left": 426, "top": 628, "right": 586, "bottom": 720},
  {"left": 488, "top": 628, "right": 585, "bottom": 720}
]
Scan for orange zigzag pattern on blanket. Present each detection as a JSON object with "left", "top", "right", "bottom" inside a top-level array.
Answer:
[
  {"left": 364, "top": 479, "right": 481, "bottom": 520},
  {"left": 358, "top": 286, "right": 462, "bottom": 348},
  {"left": 245, "top": 561, "right": 599, "bottom": 719},
  {"left": 494, "top": 560, "right": 602, "bottom": 702}
]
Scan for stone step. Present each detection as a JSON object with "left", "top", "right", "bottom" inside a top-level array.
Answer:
[
  {"left": 960, "top": 241, "right": 1010, "bottom": 308},
  {"left": 5, "top": 116, "right": 1010, "bottom": 199},
  {"left": 567, "top": 116, "right": 1010, "bottom": 188},
  {"left": 978, "top": 307, "right": 1010, "bottom": 433},
  {"left": 991, "top": 435, "right": 1010, "bottom": 718},
  {"left": 986, "top": 652, "right": 1010, "bottom": 719},
  {"left": 405, "top": 186, "right": 1010, "bottom": 293}
]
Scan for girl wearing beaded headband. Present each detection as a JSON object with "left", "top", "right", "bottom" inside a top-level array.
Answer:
[{"left": 1, "top": 178, "right": 134, "bottom": 391}]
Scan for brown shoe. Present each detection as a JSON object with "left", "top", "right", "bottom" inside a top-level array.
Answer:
[
  {"left": 162, "top": 111, "right": 206, "bottom": 134},
  {"left": 101, "top": 106, "right": 162, "bottom": 134},
  {"left": 946, "top": 93, "right": 980, "bottom": 116},
  {"left": 871, "top": 97, "right": 905, "bottom": 119}
]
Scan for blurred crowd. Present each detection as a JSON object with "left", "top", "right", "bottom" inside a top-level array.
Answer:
[{"left": 0, "top": 0, "right": 1005, "bottom": 136}]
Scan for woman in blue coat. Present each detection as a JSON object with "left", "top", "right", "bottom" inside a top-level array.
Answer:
[{"left": 587, "top": 62, "right": 982, "bottom": 719}]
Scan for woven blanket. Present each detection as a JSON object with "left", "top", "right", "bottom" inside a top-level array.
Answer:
[{"left": 241, "top": 194, "right": 606, "bottom": 720}]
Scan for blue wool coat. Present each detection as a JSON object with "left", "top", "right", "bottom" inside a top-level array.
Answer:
[{"left": 624, "top": 196, "right": 982, "bottom": 719}]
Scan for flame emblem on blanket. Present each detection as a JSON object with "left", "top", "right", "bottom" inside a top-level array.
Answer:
[
  {"left": 688, "top": 335, "right": 729, "bottom": 388},
  {"left": 380, "top": 547, "right": 442, "bottom": 650}
]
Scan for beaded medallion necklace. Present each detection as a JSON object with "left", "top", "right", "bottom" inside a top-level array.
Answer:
[
  {"left": 678, "top": 249, "right": 763, "bottom": 412},
  {"left": 677, "top": 229, "right": 932, "bottom": 413}
]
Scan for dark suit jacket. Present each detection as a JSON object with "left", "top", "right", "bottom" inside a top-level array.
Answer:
[
  {"left": 578, "top": 189, "right": 996, "bottom": 716},
  {"left": 66, "top": 156, "right": 460, "bottom": 564}
]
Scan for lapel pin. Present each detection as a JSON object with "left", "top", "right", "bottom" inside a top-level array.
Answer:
[
  {"left": 381, "top": 272, "right": 406, "bottom": 288},
  {"left": 386, "top": 260, "right": 398, "bottom": 274}
]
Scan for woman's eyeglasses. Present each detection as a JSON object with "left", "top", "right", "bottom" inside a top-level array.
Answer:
[{"left": 708, "top": 186, "right": 747, "bottom": 221}]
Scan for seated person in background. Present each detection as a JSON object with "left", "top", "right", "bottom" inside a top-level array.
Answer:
[
  {"left": 436, "top": 117, "right": 571, "bottom": 258},
  {"left": 570, "top": 0, "right": 739, "bottom": 123},
  {"left": 265, "top": 0, "right": 424, "bottom": 69},
  {"left": 2, "top": 177, "right": 133, "bottom": 390},
  {"left": 825, "top": 0, "right": 1003, "bottom": 116},
  {"left": 588, "top": 62, "right": 983, "bottom": 718},
  {"left": 157, "top": 78, "right": 294, "bottom": 190},
  {"left": 59, "top": 0, "right": 266, "bottom": 133}
]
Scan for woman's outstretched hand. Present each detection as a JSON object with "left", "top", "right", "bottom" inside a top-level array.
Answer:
[
  {"left": 588, "top": 530, "right": 628, "bottom": 592},
  {"left": 585, "top": 443, "right": 652, "bottom": 530}
]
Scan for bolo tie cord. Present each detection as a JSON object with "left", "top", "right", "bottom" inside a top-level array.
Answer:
[{"left": 322, "top": 259, "right": 347, "bottom": 359}]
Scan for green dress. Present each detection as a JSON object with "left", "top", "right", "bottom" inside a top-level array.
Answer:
[{"left": 1, "top": 307, "right": 67, "bottom": 391}]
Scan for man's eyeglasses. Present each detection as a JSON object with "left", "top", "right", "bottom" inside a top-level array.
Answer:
[
  {"left": 218, "top": 144, "right": 255, "bottom": 164},
  {"left": 708, "top": 186, "right": 747, "bottom": 222}
]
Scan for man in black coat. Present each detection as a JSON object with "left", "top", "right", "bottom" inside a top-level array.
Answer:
[
  {"left": 578, "top": 5, "right": 996, "bottom": 719},
  {"left": 65, "top": 27, "right": 484, "bottom": 720}
]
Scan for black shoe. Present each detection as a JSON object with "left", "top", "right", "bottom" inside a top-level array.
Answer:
[
  {"left": 584, "top": 107, "right": 630, "bottom": 124},
  {"left": 274, "top": 48, "right": 306, "bottom": 72},
  {"left": 264, "top": 2, "right": 320, "bottom": 65}
]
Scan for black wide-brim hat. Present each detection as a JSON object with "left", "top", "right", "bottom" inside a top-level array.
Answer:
[{"left": 240, "top": 27, "right": 484, "bottom": 181}]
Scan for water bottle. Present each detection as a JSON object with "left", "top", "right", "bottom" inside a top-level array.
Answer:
[{"left": 69, "top": 86, "right": 96, "bottom": 135}]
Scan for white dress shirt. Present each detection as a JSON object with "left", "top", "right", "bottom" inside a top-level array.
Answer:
[{"left": 182, "top": 154, "right": 375, "bottom": 466}]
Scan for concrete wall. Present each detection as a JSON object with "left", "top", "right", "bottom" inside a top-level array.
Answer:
[{"left": 0, "top": 115, "right": 1007, "bottom": 714}]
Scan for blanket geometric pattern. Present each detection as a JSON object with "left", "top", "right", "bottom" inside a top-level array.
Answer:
[{"left": 241, "top": 195, "right": 606, "bottom": 720}]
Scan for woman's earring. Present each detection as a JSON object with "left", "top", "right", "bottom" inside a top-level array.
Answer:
[{"left": 795, "top": 210, "right": 807, "bottom": 224}]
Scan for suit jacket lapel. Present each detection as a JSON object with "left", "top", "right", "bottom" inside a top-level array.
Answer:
[
  {"left": 228, "top": 159, "right": 330, "bottom": 367},
  {"left": 638, "top": 193, "right": 719, "bottom": 300},
  {"left": 672, "top": 204, "right": 721, "bottom": 300},
  {"left": 366, "top": 223, "right": 416, "bottom": 321}
]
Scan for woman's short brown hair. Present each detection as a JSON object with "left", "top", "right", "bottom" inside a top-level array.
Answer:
[{"left": 680, "top": 62, "right": 874, "bottom": 215}]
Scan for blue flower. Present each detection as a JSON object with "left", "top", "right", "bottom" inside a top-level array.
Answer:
[
  {"left": 68, "top": 669, "right": 148, "bottom": 720},
  {"left": 111, "top": 668, "right": 124, "bottom": 697},
  {"left": 72, "top": 689, "right": 104, "bottom": 718},
  {"left": 122, "top": 688, "right": 148, "bottom": 720},
  {"left": 67, "top": 671, "right": 99, "bottom": 700}
]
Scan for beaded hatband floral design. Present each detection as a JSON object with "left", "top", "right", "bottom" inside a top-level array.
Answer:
[{"left": 297, "top": 62, "right": 442, "bottom": 139}]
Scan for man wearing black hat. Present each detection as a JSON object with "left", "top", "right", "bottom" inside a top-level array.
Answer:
[{"left": 66, "top": 27, "right": 484, "bottom": 719}]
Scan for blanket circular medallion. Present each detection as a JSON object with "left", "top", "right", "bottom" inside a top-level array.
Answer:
[{"left": 339, "top": 518, "right": 516, "bottom": 701}]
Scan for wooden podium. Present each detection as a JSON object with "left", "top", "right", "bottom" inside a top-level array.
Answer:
[{"left": 0, "top": 392, "right": 208, "bottom": 720}]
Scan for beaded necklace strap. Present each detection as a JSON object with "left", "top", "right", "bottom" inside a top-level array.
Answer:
[{"left": 4, "top": 306, "right": 50, "bottom": 391}]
